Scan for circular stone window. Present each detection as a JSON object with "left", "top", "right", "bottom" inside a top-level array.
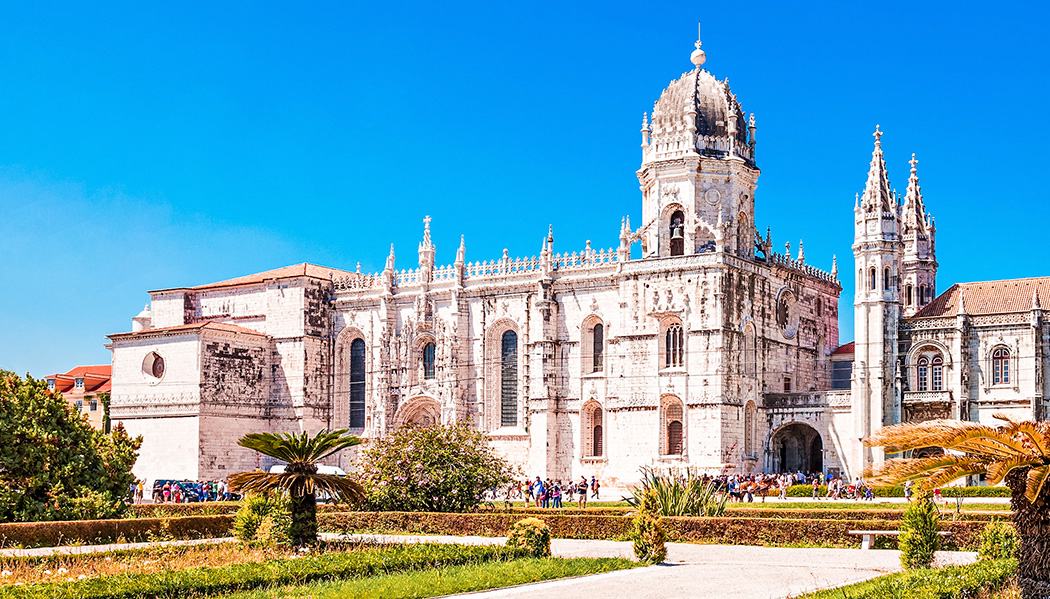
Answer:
[
  {"left": 142, "top": 352, "right": 166, "bottom": 380},
  {"left": 776, "top": 289, "right": 800, "bottom": 339},
  {"left": 704, "top": 188, "right": 721, "bottom": 205}
]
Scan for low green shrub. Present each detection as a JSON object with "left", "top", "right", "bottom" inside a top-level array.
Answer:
[
  {"left": 232, "top": 494, "right": 289, "bottom": 545},
  {"left": 0, "top": 515, "right": 233, "bottom": 548},
  {"left": 978, "top": 519, "right": 1020, "bottom": 560},
  {"left": 0, "top": 543, "right": 529, "bottom": 599},
  {"left": 786, "top": 484, "right": 1010, "bottom": 498},
  {"left": 899, "top": 488, "right": 940, "bottom": 569},
  {"left": 505, "top": 518, "right": 551, "bottom": 558},
  {"left": 631, "top": 494, "right": 667, "bottom": 564},
  {"left": 624, "top": 467, "right": 727, "bottom": 516},
  {"left": 317, "top": 511, "right": 989, "bottom": 550},
  {"left": 800, "top": 558, "right": 1017, "bottom": 599},
  {"left": 126, "top": 503, "right": 241, "bottom": 518}
]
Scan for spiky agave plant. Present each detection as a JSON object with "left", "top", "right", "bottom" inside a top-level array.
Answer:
[
  {"left": 229, "top": 428, "right": 364, "bottom": 546},
  {"left": 865, "top": 414, "right": 1050, "bottom": 598},
  {"left": 624, "top": 467, "right": 728, "bottom": 517}
]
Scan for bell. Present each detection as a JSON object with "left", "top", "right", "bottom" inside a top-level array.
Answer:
[{"left": 671, "top": 226, "right": 684, "bottom": 241}]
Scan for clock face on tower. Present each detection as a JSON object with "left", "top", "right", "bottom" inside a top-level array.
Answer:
[{"left": 704, "top": 188, "right": 721, "bottom": 205}]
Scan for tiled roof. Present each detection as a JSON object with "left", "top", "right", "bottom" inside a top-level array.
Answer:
[
  {"left": 107, "top": 321, "right": 267, "bottom": 340},
  {"left": 46, "top": 365, "right": 111, "bottom": 395},
  {"left": 832, "top": 341, "right": 855, "bottom": 356},
  {"left": 913, "top": 277, "right": 1050, "bottom": 318},
  {"left": 152, "top": 263, "right": 354, "bottom": 293}
]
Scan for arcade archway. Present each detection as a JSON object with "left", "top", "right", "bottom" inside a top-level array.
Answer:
[{"left": 771, "top": 423, "right": 823, "bottom": 474}]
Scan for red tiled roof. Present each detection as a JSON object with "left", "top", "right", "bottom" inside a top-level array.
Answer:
[
  {"left": 832, "top": 341, "right": 855, "bottom": 355},
  {"left": 45, "top": 365, "right": 111, "bottom": 395},
  {"left": 152, "top": 263, "right": 354, "bottom": 293},
  {"left": 913, "top": 277, "right": 1050, "bottom": 318},
  {"left": 107, "top": 321, "right": 268, "bottom": 340}
]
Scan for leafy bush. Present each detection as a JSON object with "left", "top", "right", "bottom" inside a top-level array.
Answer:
[
  {"left": 899, "top": 488, "right": 940, "bottom": 569},
  {"left": 800, "top": 558, "right": 1017, "bottom": 599},
  {"left": 0, "top": 542, "right": 530, "bottom": 599},
  {"left": 232, "top": 494, "right": 289, "bottom": 544},
  {"left": 358, "top": 423, "right": 514, "bottom": 513},
  {"left": 785, "top": 484, "right": 1011, "bottom": 498},
  {"left": 0, "top": 371, "right": 142, "bottom": 522},
  {"left": 0, "top": 515, "right": 233, "bottom": 548},
  {"left": 631, "top": 494, "right": 667, "bottom": 564},
  {"left": 978, "top": 519, "right": 1020, "bottom": 561},
  {"left": 624, "top": 467, "right": 728, "bottom": 516},
  {"left": 506, "top": 518, "right": 551, "bottom": 557}
]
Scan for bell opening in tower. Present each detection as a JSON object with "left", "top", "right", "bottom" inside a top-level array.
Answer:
[{"left": 669, "top": 210, "right": 685, "bottom": 256}]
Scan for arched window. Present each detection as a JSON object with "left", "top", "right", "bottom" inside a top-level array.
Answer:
[
  {"left": 931, "top": 355, "right": 944, "bottom": 391},
  {"left": 662, "top": 398, "right": 684, "bottom": 455},
  {"left": 669, "top": 210, "right": 685, "bottom": 256},
  {"left": 869, "top": 267, "right": 876, "bottom": 292},
  {"left": 744, "top": 401, "right": 757, "bottom": 457},
  {"left": 665, "top": 322, "right": 684, "bottom": 368},
  {"left": 917, "top": 357, "right": 929, "bottom": 391},
  {"left": 743, "top": 324, "right": 756, "bottom": 377},
  {"left": 500, "top": 331, "right": 518, "bottom": 427},
  {"left": 422, "top": 342, "right": 436, "bottom": 379},
  {"left": 592, "top": 404, "right": 604, "bottom": 457},
  {"left": 349, "top": 339, "right": 366, "bottom": 428},
  {"left": 993, "top": 347, "right": 1011, "bottom": 385},
  {"left": 592, "top": 323, "right": 604, "bottom": 373},
  {"left": 816, "top": 297, "right": 823, "bottom": 317},
  {"left": 906, "top": 284, "right": 913, "bottom": 306},
  {"left": 883, "top": 267, "right": 891, "bottom": 292}
]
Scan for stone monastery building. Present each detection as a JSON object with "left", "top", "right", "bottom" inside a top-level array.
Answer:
[{"left": 108, "top": 29, "right": 1050, "bottom": 488}]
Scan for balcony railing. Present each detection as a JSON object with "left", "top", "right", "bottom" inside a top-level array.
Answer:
[{"left": 903, "top": 390, "right": 953, "bottom": 403}]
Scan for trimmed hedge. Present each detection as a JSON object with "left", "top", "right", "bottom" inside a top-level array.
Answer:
[
  {"left": 126, "top": 503, "right": 242, "bottom": 518},
  {"left": 0, "top": 515, "right": 233, "bottom": 548},
  {"left": 0, "top": 543, "right": 529, "bottom": 599},
  {"left": 787, "top": 485, "right": 1011, "bottom": 498},
  {"left": 317, "top": 511, "right": 990, "bottom": 550},
  {"left": 802, "top": 558, "right": 1017, "bottom": 598}
]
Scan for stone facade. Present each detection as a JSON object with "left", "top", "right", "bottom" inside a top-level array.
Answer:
[{"left": 107, "top": 27, "right": 1047, "bottom": 488}]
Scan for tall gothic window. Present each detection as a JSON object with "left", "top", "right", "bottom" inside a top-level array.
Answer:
[
  {"left": 422, "top": 342, "right": 436, "bottom": 379},
  {"left": 884, "top": 267, "right": 892, "bottom": 292},
  {"left": 744, "top": 401, "right": 757, "bottom": 457},
  {"left": 993, "top": 347, "right": 1011, "bottom": 385},
  {"left": 500, "top": 331, "right": 518, "bottom": 427},
  {"left": 669, "top": 210, "right": 685, "bottom": 256},
  {"left": 869, "top": 267, "right": 876, "bottom": 292},
  {"left": 665, "top": 322, "right": 684, "bottom": 368},
  {"left": 662, "top": 398, "right": 684, "bottom": 455},
  {"left": 906, "top": 284, "right": 913, "bottom": 306},
  {"left": 592, "top": 404, "right": 604, "bottom": 457},
  {"left": 917, "top": 357, "right": 929, "bottom": 391},
  {"left": 931, "top": 355, "right": 944, "bottom": 391},
  {"left": 592, "top": 323, "right": 604, "bottom": 372},
  {"left": 743, "top": 324, "right": 756, "bottom": 377},
  {"left": 349, "top": 339, "right": 366, "bottom": 428}
]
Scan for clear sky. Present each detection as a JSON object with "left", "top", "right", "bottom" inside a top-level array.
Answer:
[{"left": 1, "top": 2, "right": 1047, "bottom": 377}]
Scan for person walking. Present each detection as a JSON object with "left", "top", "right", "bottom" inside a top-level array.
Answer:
[
  {"left": 812, "top": 478, "right": 820, "bottom": 500},
  {"left": 577, "top": 477, "right": 588, "bottom": 508},
  {"left": 533, "top": 477, "right": 545, "bottom": 509},
  {"left": 590, "top": 476, "right": 600, "bottom": 500}
]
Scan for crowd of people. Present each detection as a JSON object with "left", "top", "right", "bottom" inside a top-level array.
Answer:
[
  {"left": 130, "top": 479, "right": 240, "bottom": 503},
  {"left": 496, "top": 476, "right": 602, "bottom": 508},
  {"left": 710, "top": 471, "right": 881, "bottom": 502}
]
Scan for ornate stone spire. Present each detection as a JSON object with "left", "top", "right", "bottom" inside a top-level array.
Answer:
[
  {"left": 455, "top": 235, "right": 465, "bottom": 265},
  {"left": 418, "top": 215, "right": 435, "bottom": 271},
  {"left": 861, "top": 125, "right": 894, "bottom": 214},
  {"left": 784, "top": 241, "right": 791, "bottom": 261},
  {"left": 641, "top": 112, "right": 650, "bottom": 148},
  {"left": 1034, "top": 288, "right": 1042, "bottom": 311},
  {"left": 902, "top": 153, "right": 929, "bottom": 235},
  {"left": 384, "top": 244, "right": 395, "bottom": 272},
  {"left": 797, "top": 240, "right": 805, "bottom": 264},
  {"left": 831, "top": 255, "right": 838, "bottom": 279},
  {"left": 957, "top": 289, "right": 967, "bottom": 316},
  {"left": 690, "top": 22, "right": 706, "bottom": 69}
]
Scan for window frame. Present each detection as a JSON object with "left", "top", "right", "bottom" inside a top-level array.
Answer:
[
  {"left": 349, "top": 338, "right": 367, "bottom": 429},
  {"left": 992, "top": 347, "right": 1011, "bottom": 386},
  {"left": 663, "top": 322, "right": 684, "bottom": 369},
  {"left": 500, "top": 330, "right": 519, "bottom": 427},
  {"left": 422, "top": 342, "right": 436, "bottom": 380}
]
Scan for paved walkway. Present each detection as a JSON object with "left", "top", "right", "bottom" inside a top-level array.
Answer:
[
  {"left": 0, "top": 537, "right": 236, "bottom": 558},
  {"left": 339, "top": 534, "right": 977, "bottom": 599}
]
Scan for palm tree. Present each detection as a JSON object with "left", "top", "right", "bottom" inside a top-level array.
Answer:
[
  {"left": 229, "top": 428, "right": 365, "bottom": 546},
  {"left": 864, "top": 413, "right": 1050, "bottom": 598}
]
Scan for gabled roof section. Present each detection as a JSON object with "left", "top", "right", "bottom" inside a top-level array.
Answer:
[
  {"left": 913, "top": 277, "right": 1050, "bottom": 318},
  {"left": 832, "top": 341, "right": 855, "bottom": 356},
  {"left": 152, "top": 263, "right": 354, "bottom": 293},
  {"left": 107, "top": 321, "right": 268, "bottom": 340}
]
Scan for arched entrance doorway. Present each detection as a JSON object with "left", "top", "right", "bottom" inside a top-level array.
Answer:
[
  {"left": 771, "top": 423, "right": 823, "bottom": 474},
  {"left": 393, "top": 396, "right": 441, "bottom": 428}
]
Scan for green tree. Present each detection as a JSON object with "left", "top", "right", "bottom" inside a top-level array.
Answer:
[
  {"left": 898, "top": 486, "right": 940, "bottom": 569},
  {"left": 0, "top": 370, "right": 141, "bottom": 522},
  {"left": 866, "top": 414, "right": 1050, "bottom": 598},
  {"left": 631, "top": 491, "right": 667, "bottom": 564},
  {"left": 358, "top": 423, "right": 514, "bottom": 513},
  {"left": 229, "top": 429, "right": 364, "bottom": 546}
]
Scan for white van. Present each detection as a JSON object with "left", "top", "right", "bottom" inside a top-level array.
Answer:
[{"left": 267, "top": 464, "right": 347, "bottom": 476}]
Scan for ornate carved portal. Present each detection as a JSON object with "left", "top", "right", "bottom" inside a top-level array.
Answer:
[{"left": 903, "top": 402, "right": 951, "bottom": 423}]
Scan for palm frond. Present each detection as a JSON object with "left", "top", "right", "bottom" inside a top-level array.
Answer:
[
  {"left": 1025, "top": 465, "right": 1050, "bottom": 504},
  {"left": 228, "top": 471, "right": 366, "bottom": 505},
  {"left": 993, "top": 413, "right": 1050, "bottom": 458},
  {"left": 237, "top": 429, "right": 362, "bottom": 464},
  {"left": 866, "top": 455, "right": 988, "bottom": 488},
  {"left": 985, "top": 455, "right": 1043, "bottom": 487},
  {"left": 866, "top": 419, "right": 1028, "bottom": 457}
]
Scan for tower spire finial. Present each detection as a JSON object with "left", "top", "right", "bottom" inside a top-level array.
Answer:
[{"left": 690, "top": 21, "right": 706, "bottom": 68}]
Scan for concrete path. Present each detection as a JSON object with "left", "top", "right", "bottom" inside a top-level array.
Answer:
[{"left": 337, "top": 534, "right": 977, "bottom": 599}]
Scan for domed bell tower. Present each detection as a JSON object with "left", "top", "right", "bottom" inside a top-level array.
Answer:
[{"left": 636, "top": 24, "right": 760, "bottom": 260}]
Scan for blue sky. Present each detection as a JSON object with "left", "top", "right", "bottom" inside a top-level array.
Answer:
[{"left": 1, "top": 2, "right": 1047, "bottom": 377}]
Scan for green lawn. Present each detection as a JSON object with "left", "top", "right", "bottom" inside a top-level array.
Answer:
[
  {"left": 798, "top": 558, "right": 1016, "bottom": 599},
  {"left": 723, "top": 501, "right": 1009, "bottom": 512},
  {"left": 221, "top": 557, "right": 637, "bottom": 599}
]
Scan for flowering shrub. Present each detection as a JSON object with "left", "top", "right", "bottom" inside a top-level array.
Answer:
[
  {"left": 505, "top": 517, "right": 551, "bottom": 557},
  {"left": 358, "top": 423, "right": 514, "bottom": 513}
]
